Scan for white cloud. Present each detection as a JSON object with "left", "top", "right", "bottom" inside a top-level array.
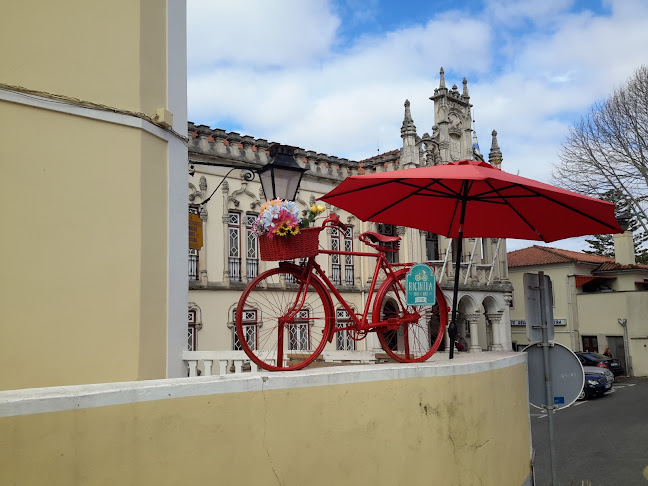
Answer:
[{"left": 186, "top": 0, "right": 340, "bottom": 71}]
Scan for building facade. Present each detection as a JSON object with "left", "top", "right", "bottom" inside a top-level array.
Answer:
[
  {"left": 508, "top": 231, "right": 648, "bottom": 376},
  {"left": 187, "top": 69, "right": 514, "bottom": 362}
]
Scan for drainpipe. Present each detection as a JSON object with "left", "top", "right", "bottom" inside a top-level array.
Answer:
[
  {"left": 618, "top": 318, "right": 632, "bottom": 377},
  {"left": 566, "top": 275, "right": 575, "bottom": 350}
]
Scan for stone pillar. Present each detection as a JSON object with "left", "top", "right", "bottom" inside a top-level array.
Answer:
[
  {"left": 467, "top": 312, "right": 482, "bottom": 352},
  {"left": 199, "top": 206, "right": 209, "bottom": 285},
  {"left": 486, "top": 311, "right": 504, "bottom": 351}
]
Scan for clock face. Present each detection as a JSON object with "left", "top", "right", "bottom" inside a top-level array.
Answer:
[{"left": 450, "top": 138, "right": 461, "bottom": 161}]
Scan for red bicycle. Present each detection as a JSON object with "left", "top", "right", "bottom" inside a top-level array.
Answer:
[{"left": 236, "top": 214, "right": 449, "bottom": 371}]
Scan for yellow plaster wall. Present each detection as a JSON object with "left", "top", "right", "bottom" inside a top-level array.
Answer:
[
  {"left": 138, "top": 132, "right": 168, "bottom": 379},
  {"left": 0, "top": 0, "right": 166, "bottom": 118},
  {"left": 578, "top": 292, "right": 648, "bottom": 376},
  {"left": 0, "top": 102, "right": 168, "bottom": 389},
  {"left": 0, "top": 364, "right": 531, "bottom": 486}
]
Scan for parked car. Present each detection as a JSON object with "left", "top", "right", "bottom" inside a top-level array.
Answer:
[
  {"left": 578, "top": 367, "right": 613, "bottom": 400},
  {"left": 575, "top": 351, "right": 625, "bottom": 377},
  {"left": 583, "top": 366, "right": 614, "bottom": 387}
]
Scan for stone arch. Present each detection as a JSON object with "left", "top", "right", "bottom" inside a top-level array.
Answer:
[{"left": 481, "top": 294, "right": 505, "bottom": 351}]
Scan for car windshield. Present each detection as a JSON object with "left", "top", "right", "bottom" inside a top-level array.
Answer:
[{"left": 588, "top": 353, "right": 610, "bottom": 360}]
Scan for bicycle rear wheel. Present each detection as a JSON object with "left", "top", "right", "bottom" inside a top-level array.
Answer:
[
  {"left": 236, "top": 266, "right": 333, "bottom": 371},
  {"left": 372, "top": 269, "right": 448, "bottom": 362}
]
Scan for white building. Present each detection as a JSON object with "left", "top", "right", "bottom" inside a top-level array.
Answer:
[{"left": 186, "top": 69, "right": 514, "bottom": 372}]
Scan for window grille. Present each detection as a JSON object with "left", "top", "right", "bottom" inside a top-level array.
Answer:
[
  {"left": 344, "top": 226, "right": 354, "bottom": 285},
  {"left": 188, "top": 309, "right": 197, "bottom": 350},
  {"left": 228, "top": 212, "right": 241, "bottom": 282},
  {"left": 336, "top": 308, "right": 355, "bottom": 350},
  {"left": 246, "top": 214, "right": 258, "bottom": 279},
  {"left": 377, "top": 223, "right": 398, "bottom": 263},
  {"left": 331, "top": 228, "right": 341, "bottom": 285},
  {"left": 232, "top": 309, "right": 257, "bottom": 350},
  {"left": 289, "top": 310, "right": 310, "bottom": 351}
]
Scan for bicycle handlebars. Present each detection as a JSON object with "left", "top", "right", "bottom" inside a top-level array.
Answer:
[{"left": 322, "top": 213, "right": 348, "bottom": 232}]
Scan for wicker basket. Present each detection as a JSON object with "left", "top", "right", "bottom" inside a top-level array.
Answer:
[{"left": 259, "top": 227, "right": 322, "bottom": 261}]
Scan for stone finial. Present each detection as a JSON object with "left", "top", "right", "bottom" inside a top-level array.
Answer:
[
  {"left": 489, "top": 130, "right": 503, "bottom": 167},
  {"left": 401, "top": 99, "right": 417, "bottom": 138},
  {"left": 439, "top": 67, "right": 446, "bottom": 89},
  {"left": 462, "top": 77, "right": 469, "bottom": 98}
]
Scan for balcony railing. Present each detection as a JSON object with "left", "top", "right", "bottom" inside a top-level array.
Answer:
[
  {"left": 246, "top": 258, "right": 258, "bottom": 280},
  {"left": 331, "top": 264, "right": 341, "bottom": 285},
  {"left": 229, "top": 257, "right": 242, "bottom": 282},
  {"left": 345, "top": 265, "right": 354, "bottom": 286}
]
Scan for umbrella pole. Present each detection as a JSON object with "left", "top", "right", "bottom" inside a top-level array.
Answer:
[
  {"left": 448, "top": 229, "right": 462, "bottom": 359},
  {"left": 448, "top": 190, "right": 468, "bottom": 360}
]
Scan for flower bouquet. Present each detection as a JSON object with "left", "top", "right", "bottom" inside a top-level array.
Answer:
[{"left": 254, "top": 200, "right": 326, "bottom": 261}]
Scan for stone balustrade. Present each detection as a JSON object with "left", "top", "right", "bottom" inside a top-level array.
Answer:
[
  {"left": 182, "top": 350, "right": 271, "bottom": 376},
  {"left": 182, "top": 350, "right": 378, "bottom": 375}
]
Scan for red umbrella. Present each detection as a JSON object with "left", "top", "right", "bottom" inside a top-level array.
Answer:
[{"left": 320, "top": 160, "right": 623, "bottom": 358}]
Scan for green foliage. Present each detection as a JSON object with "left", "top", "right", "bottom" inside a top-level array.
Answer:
[{"left": 584, "top": 189, "right": 648, "bottom": 262}]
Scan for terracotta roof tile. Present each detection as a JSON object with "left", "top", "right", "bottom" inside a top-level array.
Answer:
[
  {"left": 596, "top": 261, "right": 648, "bottom": 271},
  {"left": 507, "top": 245, "right": 613, "bottom": 268},
  {"left": 508, "top": 246, "right": 648, "bottom": 271}
]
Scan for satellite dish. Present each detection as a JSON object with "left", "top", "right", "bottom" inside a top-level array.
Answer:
[{"left": 524, "top": 342, "right": 584, "bottom": 410}]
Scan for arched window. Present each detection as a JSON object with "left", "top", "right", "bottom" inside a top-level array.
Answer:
[{"left": 188, "top": 304, "right": 203, "bottom": 350}]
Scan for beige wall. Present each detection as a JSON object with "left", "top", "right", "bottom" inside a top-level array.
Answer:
[
  {"left": 0, "top": 103, "right": 168, "bottom": 390},
  {"left": 0, "top": 0, "right": 186, "bottom": 389},
  {"left": 1, "top": 0, "right": 167, "bottom": 118},
  {"left": 578, "top": 292, "right": 648, "bottom": 376},
  {"left": 0, "top": 357, "right": 531, "bottom": 486}
]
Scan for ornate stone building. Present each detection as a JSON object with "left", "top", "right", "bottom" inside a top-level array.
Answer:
[{"left": 186, "top": 68, "right": 513, "bottom": 367}]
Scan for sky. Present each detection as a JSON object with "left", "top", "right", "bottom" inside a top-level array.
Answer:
[{"left": 186, "top": 0, "right": 648, "bottom": 252}]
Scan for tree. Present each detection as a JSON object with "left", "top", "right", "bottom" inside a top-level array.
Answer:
[
  {"left": 582, "top": 189, "right": 648, "bottom": 262},
  {"left": 553, "top": 66, "right": 648, "bottom": 242}
]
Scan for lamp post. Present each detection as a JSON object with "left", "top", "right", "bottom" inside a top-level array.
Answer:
[{"left": 189, "top": 144, "right": 307, "bottom": 204}]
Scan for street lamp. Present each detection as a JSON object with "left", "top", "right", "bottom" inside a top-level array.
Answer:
[
  {"left": 258, "top": 145, "right": 306, "bottom": 202},
  {"left": 189, "top": 143, "right": 307, "bottom": 205}
]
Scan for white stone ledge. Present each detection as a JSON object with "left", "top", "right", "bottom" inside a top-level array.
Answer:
[{"left": 0, "top": 352, "right": 526, "bottom": 418}]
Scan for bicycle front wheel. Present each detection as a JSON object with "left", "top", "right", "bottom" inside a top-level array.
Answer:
[
  {"left": 236, "top": 266, "right": 333, "bottom": 371},
  {"left": 372, "top": 269, "right": 448, "bottom": 362}
]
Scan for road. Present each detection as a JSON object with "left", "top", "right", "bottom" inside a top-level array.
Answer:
[{"left": 530, "top": 377, "right": 648, "bottom": 485}]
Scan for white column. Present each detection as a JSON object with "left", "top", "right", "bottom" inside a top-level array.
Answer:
[
  {"left": 487, "top": 311, "right": 505, "bottom": 351},
  {"left": 467, "top": 312, "right": 482, "bottom": 353}
]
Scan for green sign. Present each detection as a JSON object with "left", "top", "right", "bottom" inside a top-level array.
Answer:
[{"left": 406, "top": 264, "right": 436, "bottom": 306}]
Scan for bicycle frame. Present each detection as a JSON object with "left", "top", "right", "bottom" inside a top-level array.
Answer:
[{"left": 280, "top": 241, "right": 418, "bottom": 343}]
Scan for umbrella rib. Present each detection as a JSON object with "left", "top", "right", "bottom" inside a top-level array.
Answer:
[
  {"left": 484, "top": 180, "right": 547, "bottom": 240},
  {"left": 511, "top": 183, "right": 621, "bottom": 231},
  {"left": 323, "top": 179, "right": 405, "bottom": 199},
  {"left": 366, "top": 179, "right": 446, "bottom": 220},
  {"left": 399, "top": 179, "right": 462, "bottom": 198},
  {"left": 446, "top": 180, "right": 472, "bottom": 235}
]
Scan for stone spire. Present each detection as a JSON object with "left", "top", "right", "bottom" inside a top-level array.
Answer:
[
  {"left": 462, "top": 77, "right": 469, "bottom": 98},
  {"left": 439, "top": 67, "right": 446, "bottom": 90},
  {"left": 401, "top": 99, "right": 417, "bottom": 138},
  {"left": 489, "top": 130, "right": 502, "bottom": 168},
  {"left": 400, "top": 99, "right": 419, "bottom": 169}
]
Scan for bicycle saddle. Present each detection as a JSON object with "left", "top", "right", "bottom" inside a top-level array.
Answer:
[{"left": 359, "top": 231, "right": 401, "bottom": 244}]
